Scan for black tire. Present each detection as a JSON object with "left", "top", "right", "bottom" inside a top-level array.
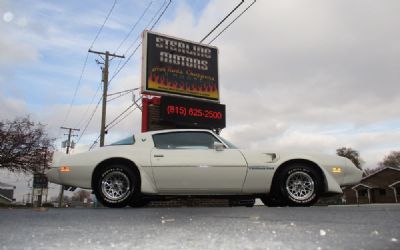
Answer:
[
  {"left": 245, "top": 200, "right": 255, "bottom": 207},
  {"left": 94, "top": 164, "right": 139, "bottom": 208},
  {"left": 260, "top": 195, "right": 285, "bottom": 207},
  {"left": 276, "top": 164, "right": 323, "bottom": 207},
  {"left": 129, "top": 196, "right": 150, "bottom": 208}
]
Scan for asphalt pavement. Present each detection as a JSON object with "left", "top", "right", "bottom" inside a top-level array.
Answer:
[{"left": 1, "top": 204, "right": 399, "bottom": 250}]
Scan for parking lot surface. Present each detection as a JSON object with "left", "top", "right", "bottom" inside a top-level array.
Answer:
[{"left": 1, "top": 204, "right": 399, "bottom": 250}]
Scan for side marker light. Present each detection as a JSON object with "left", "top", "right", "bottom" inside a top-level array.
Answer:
[
  {"left": 60, "top": 166, "right": 71, "bottom": 173},
  {"left": 332, "top": 167, "right": 342, "bottom": 173}
]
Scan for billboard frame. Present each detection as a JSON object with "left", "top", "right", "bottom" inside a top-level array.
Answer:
[{"left": 141, "top": 30, "right": 220, "bottom": 103}]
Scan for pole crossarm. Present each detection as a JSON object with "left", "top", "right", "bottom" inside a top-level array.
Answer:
[{"left": 88, "top": 49, "right": 125, "bottom": 59}]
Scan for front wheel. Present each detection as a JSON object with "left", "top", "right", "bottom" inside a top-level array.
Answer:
[
  {"left": 94, "top": 165, "right": 138, "bottom": 208},
  {"left": 277, "top": 164, "right": 323, "bottom": 206},
  {"left": 260, "top": 196, "right": 285, "bottom": 207}
]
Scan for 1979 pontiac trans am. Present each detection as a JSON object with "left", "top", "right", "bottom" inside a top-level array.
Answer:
[{"left": 47, "top": 129, "right": 362, "bottom": 208}]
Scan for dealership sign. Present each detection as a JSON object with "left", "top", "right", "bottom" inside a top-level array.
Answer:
[
  {"left": 141, "top": 30, "right": 219, "bottom": 102},
  {"left": 160, "top": 96, "right": 226, "bottom": 129}
]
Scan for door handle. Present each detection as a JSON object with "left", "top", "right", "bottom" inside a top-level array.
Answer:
[{"left": 154, "top": 154, "right": 164, "bottom": 158}]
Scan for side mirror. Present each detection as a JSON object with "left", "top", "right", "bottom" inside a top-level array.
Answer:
[{"left": 214, "top": 142, "right": 225, "bottom": 151}]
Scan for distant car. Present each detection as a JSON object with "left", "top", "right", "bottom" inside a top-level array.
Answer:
[{"left": 47, "top": 129, "right": 362, "bottom": 208}]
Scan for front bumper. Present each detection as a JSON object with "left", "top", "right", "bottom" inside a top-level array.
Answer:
[{"left": 46, "top": 168, "right": 62, "bottom": 185}]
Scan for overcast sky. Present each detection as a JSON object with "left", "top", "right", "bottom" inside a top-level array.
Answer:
[{"left": 1, "top": 0, "right": 399, "bottom": 200}]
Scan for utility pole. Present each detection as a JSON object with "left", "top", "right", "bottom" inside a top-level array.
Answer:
[
  {"left": 37, "top": 147, "right": 47, "bottom": 207},
  {"left": 88, "top": 49, "right": 124, "bottom": 147},
  {"left": 59, "top": 127, "right": 80, "bottom": 207}
]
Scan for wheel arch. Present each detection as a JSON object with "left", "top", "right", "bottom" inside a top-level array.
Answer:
[
  {"left": 91, "top": 157, "right": 141, "bottom": 191},
  {"left": 271, "top": 159, "right": 326, "bottom": 193}
]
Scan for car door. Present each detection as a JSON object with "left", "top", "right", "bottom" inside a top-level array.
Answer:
[{"left": 150, "top": 131, "right": 248, "bottom": 194}]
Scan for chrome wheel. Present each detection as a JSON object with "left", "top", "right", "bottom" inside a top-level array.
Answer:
[
  {"left": 101, "top": 171, "right": 131, "bottom": 201},
  {"left": 285, "top": 171, "right": 315, "bottom": 201}
]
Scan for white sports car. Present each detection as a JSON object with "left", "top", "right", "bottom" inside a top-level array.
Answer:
[{"left": 47, "top": 129, "right": 362, "bottom": 208}]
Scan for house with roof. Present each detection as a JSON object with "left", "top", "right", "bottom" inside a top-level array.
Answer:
[
  {"left": 342, "top": 167, "right": 400, "bottom": 204},
  {"left": 0, "top": 181, "right": 16, "bottom": 205}
]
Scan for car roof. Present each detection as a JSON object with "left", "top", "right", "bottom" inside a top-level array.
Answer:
[{"left": 140, "top": 129, "right": 214, "bottom": 136}]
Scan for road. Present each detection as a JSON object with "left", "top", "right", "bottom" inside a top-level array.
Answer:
[{"left": 1, "top": 204, "right": 399, "bottom": 250}]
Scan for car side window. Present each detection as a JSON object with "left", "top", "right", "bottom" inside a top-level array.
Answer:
[{"left": 153, "top": 132, "right": 220, "bottom": 149}]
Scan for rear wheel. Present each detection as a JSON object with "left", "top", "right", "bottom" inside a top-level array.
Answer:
[
  {"left": 277, "top": 164, "right": 323, "bottom": 206},
  {"left": 94, "top": 164, "right": 138, "bottom": 208}
]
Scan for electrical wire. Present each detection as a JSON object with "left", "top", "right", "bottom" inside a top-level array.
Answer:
[
  {"left": 59, "top": 0, "right": 118, "bottom": 137},
  {"left": 89, "top": 0, "right": 118, "bottom": 49},
  {"left": 75, "top": 96, "right": 102, "bottom": 145},
  {"left": 88, "top": 96, "right": 141, "bottom": 151},
  {"left": 109, "top": 0, "right": 171, "bottom": 85},
  {"left": 149, "top": 0, "right": 171, "bottom": 30},
  {"left": 75, "top": 83, "right": 102, "bottom": 128},
  {"left": 89, "top": 135, "right": 101, "bottom": 151},
  {"left": 107, "top": 88, "right": 138, "bottom": 102},
  {"left": 105, "top": 103, "right": 136, "bottom": 129},
  {"left": 84, "top": 0, "right": 171, "bottom": 148},
  {"left": 107, "top": 106, "right": 138, "bottom": 131},
  {"left": 208, "top": 0, "right": 256, "bottom": 45},
  {"left": 108, "top": 88, "right": 138, "bottom": 97},
  {"left": 115, "top": 1, "right": 153, "bottom": 54},
  {"left": 107, "top": 96, "right": 142, "bottom": 130},
  {"left": 58, "top": 52, "right": 89, "bottom": 138},
  {"left": 109, "top": 44, "right": 141, "bottom": 84},
  {"left": 199, "top": 0, "right": 244, "bottom": 43}
]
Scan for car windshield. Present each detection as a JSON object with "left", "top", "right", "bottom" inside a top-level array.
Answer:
[
  {"left": 216, "top": 134, "right": 238, "bottom": 149},
  {"left": 110, "top": 135, "right": 135, "bottom": 145}
]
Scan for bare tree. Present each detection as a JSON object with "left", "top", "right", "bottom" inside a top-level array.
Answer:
[
  {"left": 0, "top": 116, "right": 54, "bottom": 173},
  {"left": 379, "top": 151, "right": 400, "bottom": 169},
  {"left": 336, "top": 147, "right": 364, "bottom": 170}
]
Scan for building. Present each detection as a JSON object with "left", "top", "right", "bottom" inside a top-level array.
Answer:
[
  {"left": 0, "top": 181, "right": 16, "bottom": 205},
  {"left": 343, "top": 167, "right": 400, "bottom": 204}
]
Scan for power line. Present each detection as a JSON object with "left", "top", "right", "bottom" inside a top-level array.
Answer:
[
  {"left": 84, "top": 0, "right": 171, "bottom": 148},
  {"left": 107, "top": 106, "right": 138, "bottom": 131},
  {"left": 59, "top": 52, "right": 90, "bottom": 136},
  {"left": 107, "top": 88, "right": 139, "bottom": 102},
  {"left": 59, "top": 0, "right": 118, "bottom": 137},
  {"left": 88, "top": 106, "right": 137, "bottom": 151},
  {"left": 208, "top": 0, "right": 257, "bottom": 45},
  {"left": 149, "top": 0, "right": 171, "bottom": 30},
  {"left": 75, "top": 82, "right": 102, "bottom": 129},
  {"left": 109, "top": 44, "right": 141, "bottom": 84},
  {"left": 108, "top": 88, "right": 138, "bottom": 97},
  {"left": 75, "top": 96, "right": 102, "bottom": 145},
  {"left": 109, "top": 0, "right": 172, "bottom": 85},
  {"left": 199, "top": 0, "right": 244, "bottom": 43},
  {"left": 89, "top": 96, "right": 141, "bottom": 151},
  {"left": 89, "top": 0, "right": 118, "bottom": 49},
  {"left": 89, "top": 135, "right": 101, "bottom": 151},
  {"left": 112, "top": 1, "right": 168, "bottom": 77},
  {"left": 115, "top": 1, "right": 153, "bottom": 54},
  {"left": 105, "top": 103, "right": 136, "bottom": 130}
]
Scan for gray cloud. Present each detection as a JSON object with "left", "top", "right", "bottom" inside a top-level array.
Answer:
[{"left": 1, "top": 0, "right": 399, "bottom": 170}]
